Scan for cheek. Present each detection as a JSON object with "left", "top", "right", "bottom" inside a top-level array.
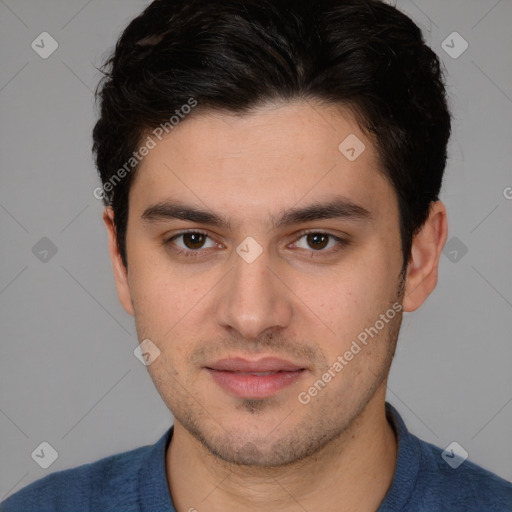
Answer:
[
  {"left": 293, "top": 245, "right": 400, "bottom": 352},
  {"left": 127, "top": 248, "right": 181, "bottom": 331},
  {"left": 127, "top": 249, "right": 217, "bottom": 357}
]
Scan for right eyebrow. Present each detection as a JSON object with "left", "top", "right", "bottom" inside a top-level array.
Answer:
[{"left": 141, "top": 200, "right": 232, "bottom": 230}]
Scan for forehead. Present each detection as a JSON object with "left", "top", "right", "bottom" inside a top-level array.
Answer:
[{"left": 129, "top": 101, "right": 397, "bottom": 224}]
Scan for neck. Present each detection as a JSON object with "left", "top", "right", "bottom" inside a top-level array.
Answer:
[{"left": 166, "top": 386, "right": 397, "bottom": 512}]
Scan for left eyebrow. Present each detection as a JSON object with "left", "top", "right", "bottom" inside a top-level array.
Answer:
[{"left": 272, "top": 196, "right": 373, "bottom": 228}]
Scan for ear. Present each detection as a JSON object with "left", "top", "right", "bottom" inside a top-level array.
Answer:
[
  {"left": 103, "top": 207, "right": 135, "bottom": 317},
  {"left": 402, "top": 201, "right": 448, "bottom": 312}
]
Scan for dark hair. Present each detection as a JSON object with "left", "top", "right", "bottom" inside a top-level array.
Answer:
[{"left": 92, "top": 0, "right": 451, "bottom": 269}]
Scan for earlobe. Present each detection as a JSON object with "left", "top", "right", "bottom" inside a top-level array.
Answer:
[
  {"left": 402, "top": 201, "right": 448, "bottom": 312},
  {"left": 103, "top": 207, "right": 135, "bottom": 317}
]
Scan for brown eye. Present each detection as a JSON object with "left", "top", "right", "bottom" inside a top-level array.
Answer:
[
  {"left": 166, "top": 231, "right": 217, "bottom": 259},
  {"left": 182, "top": 232, "right": 207, "bottom": 249},
  {"left": 306, "top": 233, "right": 329, "bottom": 250}
]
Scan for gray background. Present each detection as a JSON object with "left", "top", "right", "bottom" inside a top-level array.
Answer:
[{"left": 1, "top": 0, "right": 511, "bottom": 500}]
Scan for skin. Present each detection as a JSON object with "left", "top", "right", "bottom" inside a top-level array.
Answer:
[{"left": 104, "top": 100, "right": 448, "bottom": 511}]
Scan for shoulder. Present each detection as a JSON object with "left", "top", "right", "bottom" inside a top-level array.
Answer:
[
  {"left": 0, "top": 443, "right": 153, "bottom": 512},
  {"left": 383, "top": 403, "right": 512, "bottom": 512},
  {"left": 413, "top": 435, "right": 512, "bottom": 511}
]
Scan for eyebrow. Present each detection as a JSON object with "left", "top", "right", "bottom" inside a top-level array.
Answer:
[
  {"left": 141, "top": 196, "right": 373, "bottom": 229},
  {"left": 272, "top": 197, "right": 373, "bottom": 228},
  {"left": 141, "top": 201, "right": 232, "bottom": 229}
]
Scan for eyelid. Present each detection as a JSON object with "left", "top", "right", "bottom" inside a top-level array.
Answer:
[
  {"left": 166, "top": 228, "right": 211, "bottom": 240},
  {"left": 292, "top": 228, "right": 350, "bottom": 239}
]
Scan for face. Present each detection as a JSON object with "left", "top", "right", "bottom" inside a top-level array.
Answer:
[{"left": 114, "top": 101, "right": 408, "bottom": 466}]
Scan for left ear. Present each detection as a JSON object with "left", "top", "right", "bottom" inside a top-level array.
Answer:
[{"left": 402, "top": 201, "right": 448, "bottom": 312}]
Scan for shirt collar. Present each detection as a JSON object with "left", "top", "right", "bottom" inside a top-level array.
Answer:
[
  {"left": 137, "top": 426, "right": 176, "bottom": 512},
  {"left": 377, "top": 402, "right": 421, "bottom": 511}
]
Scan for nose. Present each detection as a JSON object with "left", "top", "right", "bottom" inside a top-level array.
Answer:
[{"left": 214, "top": 246, "right": 293, "bottom": 341}]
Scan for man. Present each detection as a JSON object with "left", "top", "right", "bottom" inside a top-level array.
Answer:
[{"left": 2, "top": 0, "right": 511, "bottom": 511}]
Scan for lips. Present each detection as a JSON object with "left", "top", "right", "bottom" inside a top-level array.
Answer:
[
  {"left": 205, "top": 357, "right": 306, "bottom": 398},
  {"left": 206, "top": 357, "right": 304, "bottom": 373}
]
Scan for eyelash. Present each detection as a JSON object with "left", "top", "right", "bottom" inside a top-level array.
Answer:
[{"left": 164, "top": 229, "right": 350, "bottom": 259}]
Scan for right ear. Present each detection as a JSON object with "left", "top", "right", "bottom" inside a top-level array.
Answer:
[{"left": 103, "top": 207, "right": 135, "bottom": 316}]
